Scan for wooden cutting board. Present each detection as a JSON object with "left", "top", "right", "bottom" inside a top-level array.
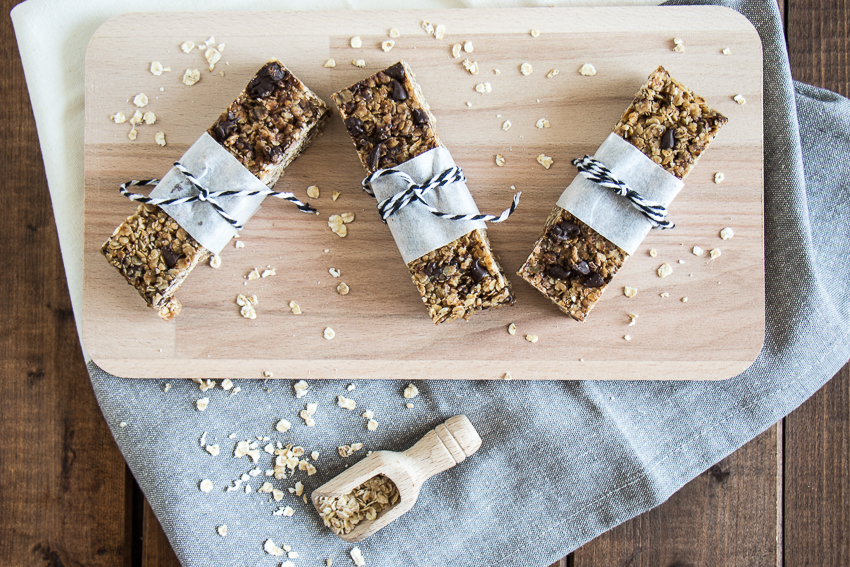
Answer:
[{"left": 83, "top": 7, "right": 764, "bottom": 380}]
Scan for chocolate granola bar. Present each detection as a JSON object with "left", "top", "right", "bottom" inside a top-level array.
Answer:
[
  {"left": 101, "top": 60, "right": 330, "bottom": 320},
  {"left": 518, "top": 65, "right": 727, "bottom": 321},
  {"left": 332, "top": 61, "right": 514, "bottom": 324}
]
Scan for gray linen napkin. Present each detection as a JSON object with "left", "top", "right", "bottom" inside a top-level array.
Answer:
[{"left": 86, "top": 0, "right": 850, "bottom": 565}]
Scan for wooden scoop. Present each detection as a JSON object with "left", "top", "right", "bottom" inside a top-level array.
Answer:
[{"left": 311, "top": 414, "right": 482, "bottom": 542}]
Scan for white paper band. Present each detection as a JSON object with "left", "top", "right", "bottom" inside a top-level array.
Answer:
[
  {"left": 368, "top": 146, "right": 486, "bottom": 264},
  {"left": 556, "top": 133, "right": 684, "bottom": 255},
  {"left": 153, "top": 133, "right": 270, "bottom": 255}
]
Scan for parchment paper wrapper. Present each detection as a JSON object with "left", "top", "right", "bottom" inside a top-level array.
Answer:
[
  {"left": 369, "top": 146, "right": 486, "bottom": 264},
  {"left": 153, "top": 133, "right": 270, "bottom": 255},
  {"left": 557, "top": 133, "right": 684, "bottom": 255}
]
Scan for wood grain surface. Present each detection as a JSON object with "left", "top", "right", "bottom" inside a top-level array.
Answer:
[
  {"left": 2, "top": 1, "right": 848, "bottom": 567},
  {"left": 82, "top": 7, "right": 765, "bottom": 381}
]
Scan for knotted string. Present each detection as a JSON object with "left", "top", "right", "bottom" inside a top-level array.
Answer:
[
  {"left": 362, "top": 165, "right": 520, "bottom": 223},
  {"left": 571, "top": 155, "right": 674, "bottom": 229},
  {"left": 119, "top": 162, "right": 317, "bottom": 230}
]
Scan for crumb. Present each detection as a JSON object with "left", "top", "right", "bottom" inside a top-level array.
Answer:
[
  {"left": 293, "top": 380, "right": 309, "bottom": 398},
  {"left": 206, "top": 444, "right": 220, "bottom": 456},
  {"left": 323, "top": 327, "right": 336, "bottom": 340},
  {"left": 350, "top": 36, "right": 362, "bottom": 48},
  {"left": 307, "top": 185, "right": 320, "bottom": 198},
  {"left": 261, "top": 268, "right": 276, "bottom": 278},
  {"left": 180, "top": 41, "right": 195, "bottom": 53},
  {"left": 155, "top": 131, "right": 166, "bottom": 146},
  {"left": 710, "top": 248, "right": 722, "bottom": 259},
  {"left": 624, "top": 334, "right": 632, "bottom": 341},
  {"left": 660, "top": 292, "right": 670, "bottom": 298},
  {"left": 474, "top": 82, "right": 492, "bottom": 94},
  {"left": 678, "top": 259, "right": 685, "bottom": 264},
  {"left": 217, "top": 525, "right": 227, "bottom": 537},
  {"left": 276, "top": 419, "right": 292, "bottom": 433},
  {"left": 199, "top": 479, "right": 213, "bottom": 492},
  {"left": 127, "top": 128, "right": 138, "bottom": 141},
  {"left": 263, "top": 370, "right": 273, "bottom": 378},
  {"left": 264, "top": 539, "right": 284, "bottom": 557},
  {"left": 422, "top": 20, "right": 435, "bottom": 35},
  {"left": 434, "top": 24, "right": 446, "bottom": 40},
  {"left": 673, "top": 37, "right": 685, "bottom": 52},
  {"left": 628, "top": 313, "right": 638, "bottom": 326},
  {"left": 507, "top": 322, "right": 516, "bottom": 335},
  {"left": 525, "top": 334, "right": 539, "bottom": 343},
  {"left": 692, "top": 246, "right": 704, "bottom": 256},
  {"left": 324, "top": 58, "right": 336, "bottom": 68},
  {"left": 337, "top": 395, "right": 356, "bottom": 410},
  {"left": 720, "top": 227, "right": 734, "bottom": 240},
  {"left": 133, "top": 93, "right": 148, "bottom": 107},
  {"left": 530, "top": 29, "right": 540, "bottom": 37},
  {"left": 714, "top": 172, "right": 725, "bottom": 183},
  {"left": 367, "top": 419, "right": 379, "bottom": 431},
  {"left": 406, "top": 403, "right": 414, "bottom": 409},
  {"left": 350, "top": 547, "right": 366, "bottom": 567},
  {"left": 546, "top": 69, "right": 559, "bottom": 79},
  {"left": 182, "top": 69, "right": 201, "bottom": 86},
  {"left": 403, "top": 384, "right": 419, "bottom": 399},
  {"left": 462, "top": 59, "right": 479, "bottom": 75},
  {"left": 722, "top": 47, "right": 731, "bottom": 55},
  {"left": 149, "top": 62, "right": 169, "bottom": 76},
  {"left": 389, "top": 28, "right": 400, "bottom": 38},
  {"left": 503, "top": 372, "right": 512, "bottom": 380},
  {"left": 681, "top": 297, "right": 689, "bottom": 303},
  {"left": 501, "top": 120, "right": 512, "bottom": 131},
  {"left": 352, "top": 60, "right": 366, "bottom": 68},
  {"left": 196, "top": 397, "right": 209, "bottom": 411},
  {"left": 463, "top": 40, "right": 473, "bottom": 52},
  {"left": 579, "top": 63, "right": 597, "bottom": 76},
  {"left": 733, "top": 93, "right": 747, "bottom": 105},
  {"left": 536, "top": 118, "right": 551, "bottom": 129},
  {"left": 657, "top": 263, "right": 673, "bottom": 278},
  {"left": 235, "top": 240, "right": 245, "bottom": 249},
  {"left": 329, "top": 267, "right": 340, "bottom": 277},
  {"left": 623, "top": 286, "right": 637, "bottom": 298},
  {"left": 337, "top": 282, "right": 350, "bottom": 295},
  {"left": 520, "top": 62, "right": 533, "bottom": 75},
  {"left": 382, "top": 40, "right": 395, "bottom": 52},
  {"left": 649, "top": 248, "right": 658, "bottom": 257},
  {"left": 289, "top": 301, "right": 302, "bottom": 315},
  {"left": 537, "top": 154, "right": 554, "bottom": 169},
  {"left": 110, "top": 112, "right": 126, "bottom": 124},
  {"left": 495, "top": 154, "right": 506, "bottom": 166}
]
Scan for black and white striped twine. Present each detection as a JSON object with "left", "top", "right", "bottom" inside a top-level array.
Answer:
[
  {"left": 362, "top": 166, "right": 520, "bottom": 223},
  {"left": 119, "top": 162, "right": 317, "bottom": 230},
  {"left": 571, "top": 155, "right": 674, "bottom": 229}
]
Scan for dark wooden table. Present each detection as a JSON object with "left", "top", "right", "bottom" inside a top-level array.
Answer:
[{"left": 2, "top": 1, "right": 848, "bottom": 565}]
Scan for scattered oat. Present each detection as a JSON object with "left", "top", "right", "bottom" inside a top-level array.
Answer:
[
  {"left": 692, "top": 246, "right": 704, "bottom": 256},
  {"left": 300, "top": 404, "right": 318, "bottom": 427},
  {"left": 264, "top": 539, "right": 285, "bottom": 557},
  {"left": 196, "top": 397, "right": 209, "bottom": 411},
  {"left": 710, "top": 248, "right": 722, "bottom": 259},
  {"left": 219, "top": 378, "right": 232, "bottom": 391},
  {"left": 352, "top": 60, "right": 366, "bottom": 68},
  {"left": 307, "top": 185, "right": 320, "bottom": 198},
  {"left": 579, "top": 63, "right": 597, "bottom": 76},
  {"left": 199, "top": 479, "right": 213, "bottom": 492},
  {"left": 403, "top": 383, "right": 419, "bottom": 399},
  {"left": 657, "top": 263, "right": 673, "bottom": 278},
  {"left": 327, "top": 267, "right": 340, "bottom": 278},
  {"left": 474, "top": 82, "right": 492, "bottom": 94},
  {"left": 262, "top": 370, "right": 274, "bottom": 379},
  {"left": 546, "top": 69, "right": 560, "bottom": 79},
  {"left": 341, "top": 212, "right": 355, "bottom": 223},
  {"left": 351, "top": 547, "right": 366, "bottom": 566},
  {"left": 733, "top": 93, "right": 746, "bottom": 105},
  {"left": 329, "top": 215, "right": 348, "bottom": 237},
  {"left": 142, "top": 111, "right": 156, "bottom": 125},
  {"left": 367, "top": 419, "right": 379, "bottom": 431},
  {"left": 714, "top": 171, "right": 725, "bottom": 184},
  {"left": 324, "top": 59, "right": 337, "bottom": 68},
  {"left": 128, "top": 111, "right": 141, "bottom": 125},
  {"left": 350, "top": 36, "right": 362, "bottom": 48},
  {"left": 501, "top": 120, "right": 512, "bottom": 131},
  {"left": 434, "top": 24, "right": 446, "bottom": 39},
  {"left": 152, "top": 131, "right": 166, "bottom": 146},
  {"left": 389, "top": 28, "right": 400, "bottom": 38},
  {"left": 493, "top": 68, "right": 501, "bottom": 75},
  {"left": 110, "top": 112, "right": 126, "bottom": 124},
  {"left": 163, "top": 383, "right": 171, "bottom": 393},
  {"left": 722, "top": 47, "right": 731, "bottom": 55},
  {"left": 628, "top": 313, "right": 638, "bottom": 326},
  {"left": 673, "top": 37, "right": 685, "bottom": 52},
  {"left": 463, "top": 40, "right": 474, "bottom": 52},
  {"left": 503, "top": 372, "right": 512, "bottom": 380},
  {"left": 182, "top": 69, "right": 201, "bottom": 86},
  {"left": 649, "top": 248, "right": 658, "bottom": 257},
  {"left": 678, "top": 259, "right": 686, "bottom": 264},
  {"left": 327, "top": 559, "right": 333, "bottom": 567},
  {"left": 289, "top": 301, "right": 302, "bottom": 315},
  {"left": 248, "top": 268, "right": 261, "bottom": 281},
  {"left": 293, "top": 380, "right": 309, "bottom": 398},
  {"left": 337, "top": 282, "right": 350, "bottom": 295},
  {"left": 660, "top": 292, "right": 670, "bottom": 298},
  {"left": 681, "top": 297, "right": 689, "bottom": 303},
  {"left": 382, "top": 40, "right": 395, "bottom": 52},
  {"left": 206, "top": 444, "right": 220, "bottom": 456},
  {"left": 623, "top": 286, "right": 638, "bottom": 298},
  {"left": 337, "top": 395, "right": 356, "bottom": 410},
  {"left": 261, "top": 268, "right": 276, "bottom": 278},
  {"left": 520, "top": 62, "right": 533, "bottom": 76},
  {"left": 537, "top": 154, "right": 554, "bottom": 169},
  {"left": 525, "top": 334, "right": 539, "bottom": 343},
  {"left": 133, "top": 93, "right": 149, "bottom": 108},
  {"left": 462, "top": 59, "right": 479, "bottom": 75},
  {"left": 180, "top": 41, "right": 195, "bottom": 53},
  {"left": 337, "top": 443, "right": 364, "bottom": 458},
  {"left": 530, "top": 28, "right": 541, "bottom": 37},
  {"left": 362, "top": 409, "right": 374, "bottom": 419},
  {"left": 235, "top": 240, "right": 245, "bottom": 249},
  {"left": 236, "top": 294, "right": 258, "bottom": 319},
  {"left": 452, "top": 43, "right": 462, "bottom": 58},
  {"left": 624, "top": 334, "right": 632, "bottom": 341},
  {"left": 323, "top": 327, "right": 336, "bottom": 340},
  {"left": 204, "top": 47, "right": 222, "bottom": 71},
  {"left": 536, "top": 118, "right": 551, "bottom": 129},
  {"left": 507, "top": 322, "right": 517, "bottom": 335},
  {"left": 332, "top": 191, "right": 341, "bottom": 201},
  {"left": 127, "top": 127, "right": 138, "bottom": 141},
  {"left": 216, "top": 525, "right": 227, "bottom": 537},
  {"left": 495, "top": 154, "right": 506, "bottom": 166},
  {"left": 119, "top": 422, "right": 127, "bottom": 428},
  {"left": 422, "top": 20, "right": 435, "bottom": 35},
  {"left": 720, "top": 227, "right": 734, "bottom": 240},
  {"left": 276, "top": 419, "right": 292, "bottom": 433},
  {"left": 406, "top": 403, "right": 414, "bottom": 408}
]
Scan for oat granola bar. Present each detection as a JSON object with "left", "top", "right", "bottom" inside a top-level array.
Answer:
[
  {"left": 332, "top": 61, "right": 514, "bottom": 324},
  {"left": 518, "top": 66, "right": 727, "bottom": 321},
  {"left": 101, "top": 60, "right": 330, "bottom": 320}
]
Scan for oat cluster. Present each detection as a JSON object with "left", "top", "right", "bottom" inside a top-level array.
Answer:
[{"left": 317, "top": 474, "right": 400, "bottom": 536}]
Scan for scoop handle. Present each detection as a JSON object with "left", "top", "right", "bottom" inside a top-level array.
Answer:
[{"left": 402, "top": 415, "right": 482, "bottom": 484}]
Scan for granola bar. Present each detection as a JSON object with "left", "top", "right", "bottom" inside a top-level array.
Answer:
[
  {"left": 332, "top": 61, "right": 514, "bottom": 324},
  {"left": 518, "top": 65, "right": 727, "bottom": 321},
  {"left": 102, "top": 60, "right": 330, "bottom": 319}
]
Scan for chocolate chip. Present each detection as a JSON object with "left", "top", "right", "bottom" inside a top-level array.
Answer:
[
  {"left": 412, "top": 108, "right": 428, "bottom": 125},
  {"left": 390, "top": 80, "right": 408, "bottom": 101},
  {"left": 212, "top": 119, "right": 237, "bottom": 142},
  {"left": 582, "top": 272, "right": 605, "bottom": 288},
  {"left": 547, "top": 265, "right": 572, "bottom": 280},
  {"left": 558, "top": 221, "right": 581, "bottom": 239},
  {"left": 265, "top": 62, "right": 286, "bottom": 82},
  {"left": 247, "top": 76, "right": 276, "bottom": 98},
  {"left": 572, "top": 260, "right": 590, "bottom": 276},
  {"left": 470, "top": 258, "right": 488, "bottom": 283},
  {"left": 265, "top": 145, "right": 283, "bottom": 163},
  {"left": 344, "top": 116, "right": 364, "bottom": 136},
  {"left": 425, "top": 261, "right": 442, "bottom": 277},
  {"left": 161, "top": 247, "right": 181, "bottom": 269},
  {"left": 368, "top": 143, "right": 384, "bottom": 171},
  {"left": 661, "top": 128, "right": 676, "bottom": 150},
  {"left": 384, "top": 63, "right": 406, "bottom": 81}
]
